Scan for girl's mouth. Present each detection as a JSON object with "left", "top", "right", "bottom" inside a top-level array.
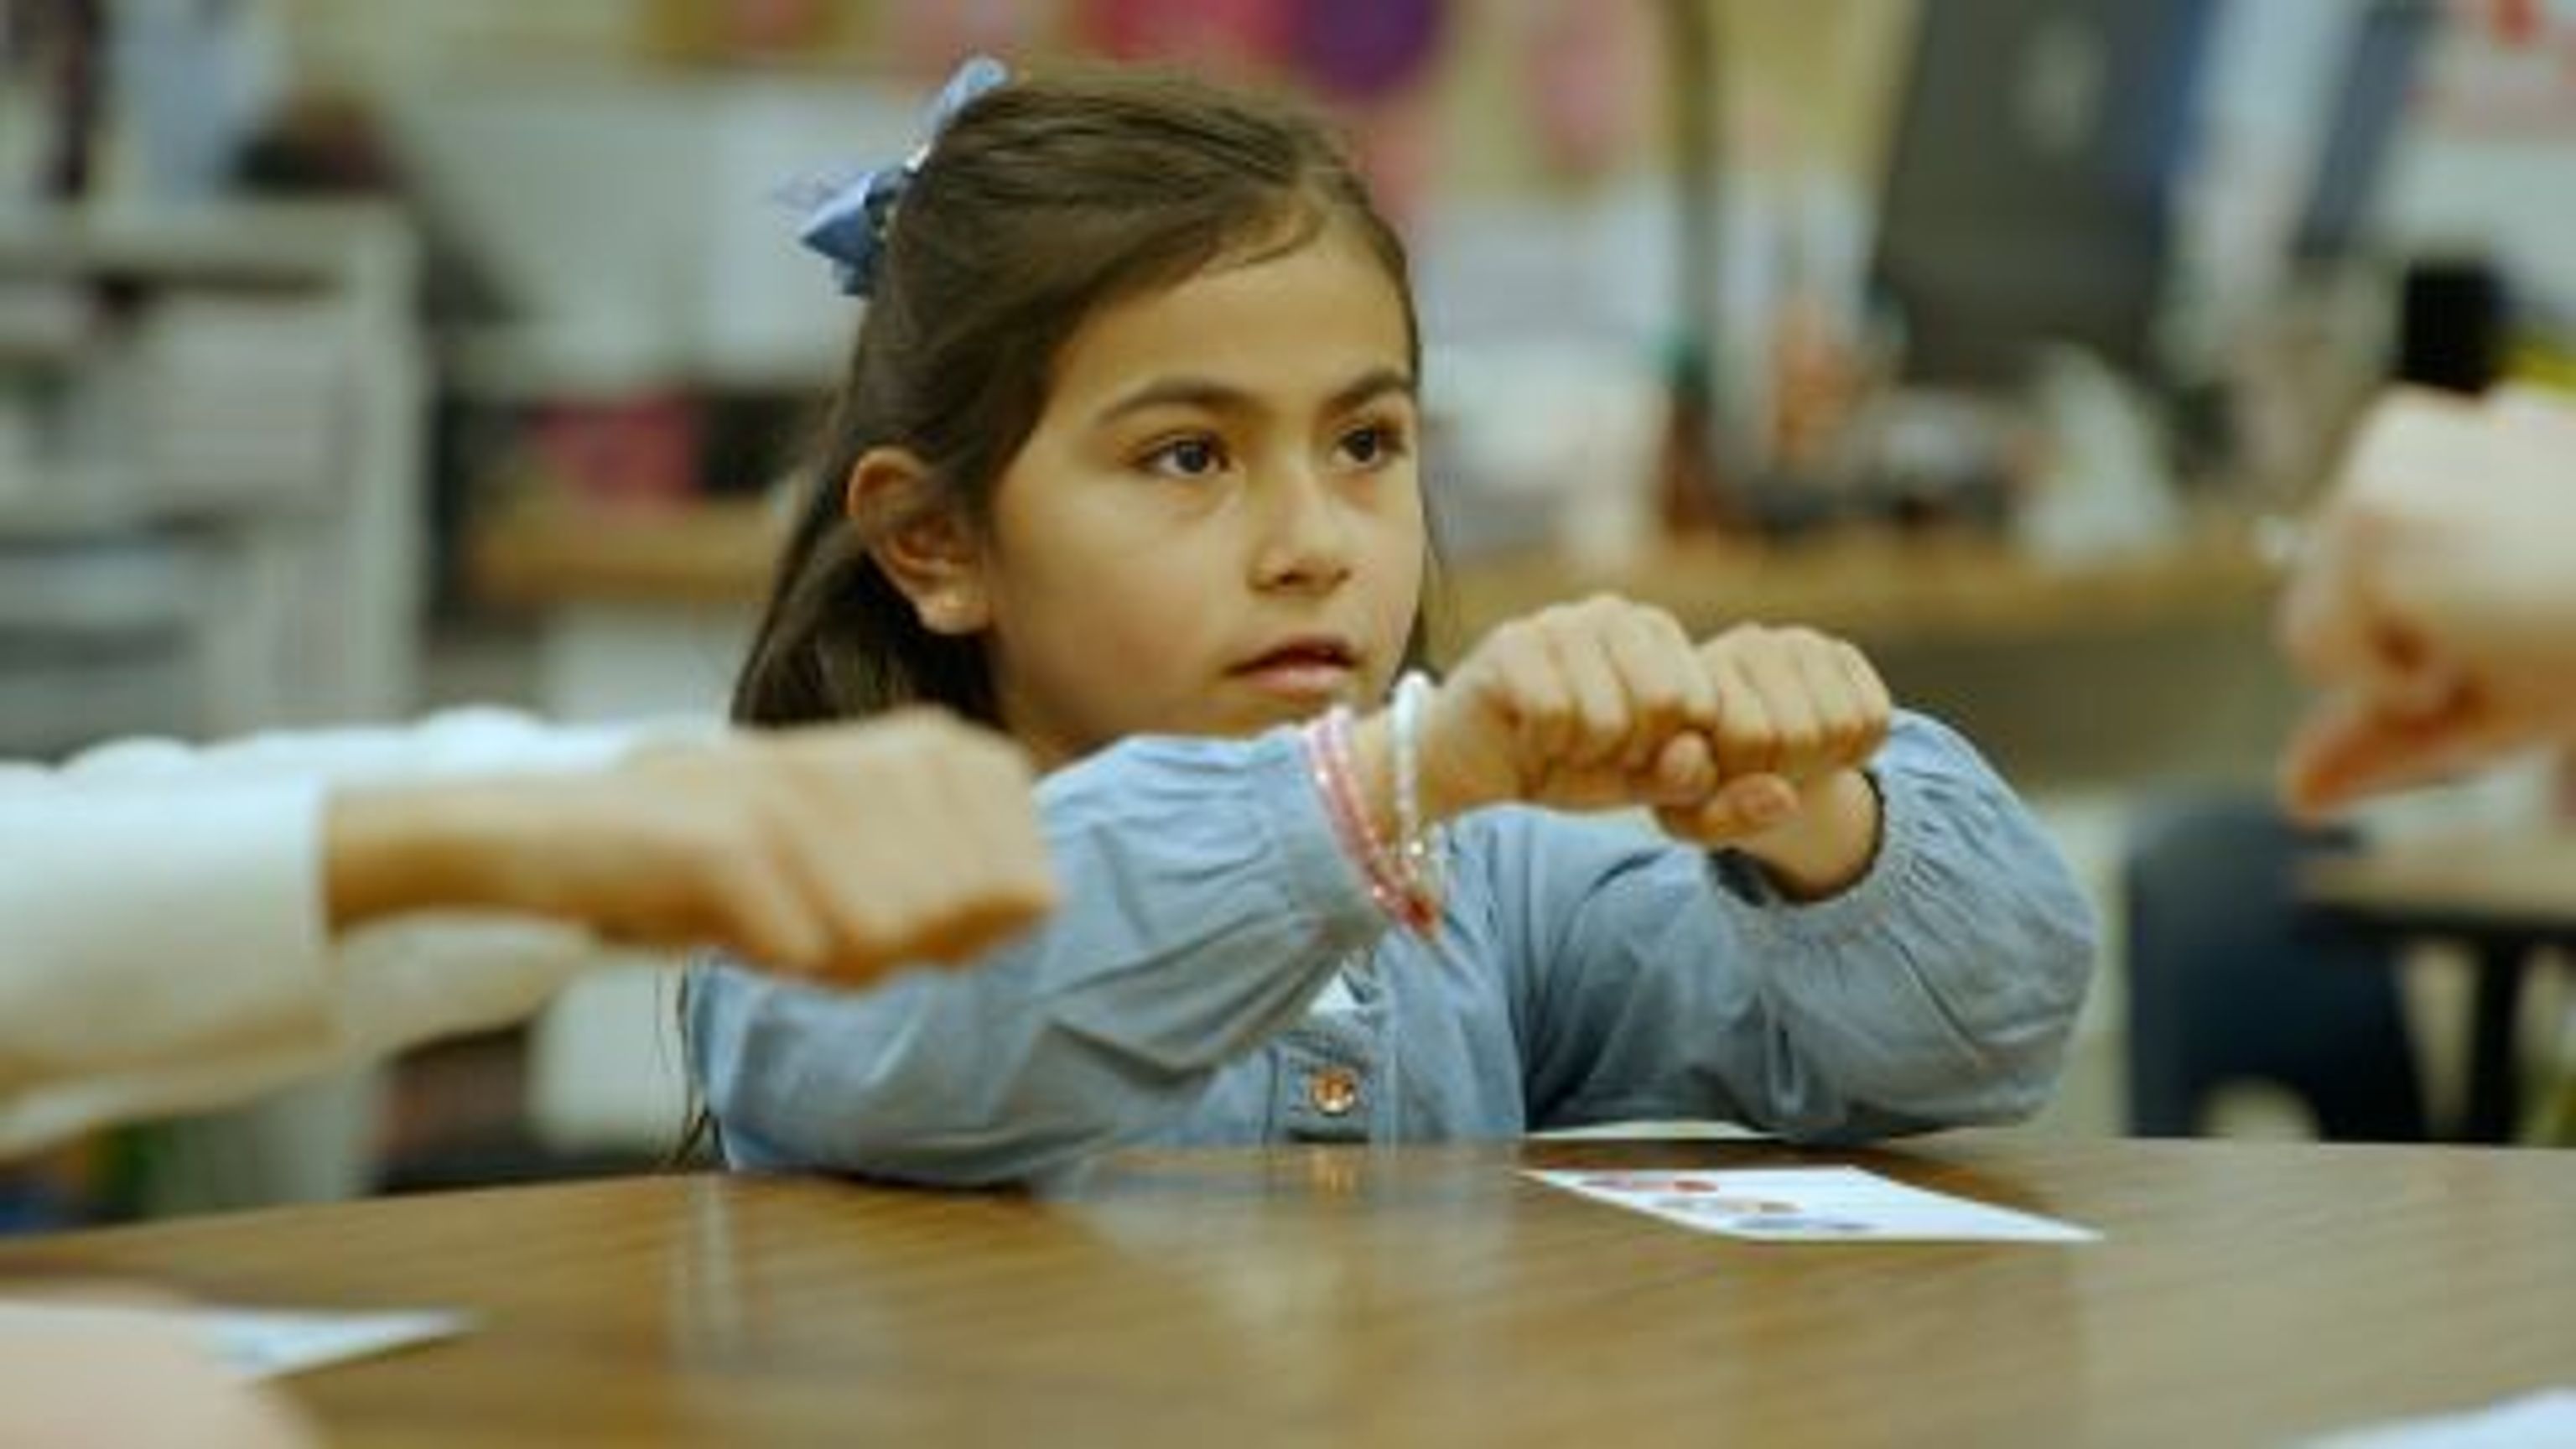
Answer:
[{"left": 1230, "top": 637, "right": 1360, "bottom": 699}]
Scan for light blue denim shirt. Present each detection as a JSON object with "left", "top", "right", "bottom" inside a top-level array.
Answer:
[{"left": 687, "top": 711, "right": 2096, "bottom": 1187}]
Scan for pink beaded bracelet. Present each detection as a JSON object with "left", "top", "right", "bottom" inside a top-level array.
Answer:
[{"left": 1301, "top": 699, "right": 1442, "bottom": 935}]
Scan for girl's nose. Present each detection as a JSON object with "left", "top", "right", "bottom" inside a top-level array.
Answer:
[{"left": 1249, "top": 465, "right": 1358, "bottom": 595}]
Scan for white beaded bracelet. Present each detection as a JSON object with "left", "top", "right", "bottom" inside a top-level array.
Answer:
[{"left": 1389, "top": 670, "right": 1446, "bottom": 914}]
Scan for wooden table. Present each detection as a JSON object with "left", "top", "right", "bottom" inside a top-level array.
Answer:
[
  {"left": 2303, "top": 830, "right": 2576, "bottom": 1141},
  {"left": 3, "top": 1135, "right": 2570, "bottom": 1446}
]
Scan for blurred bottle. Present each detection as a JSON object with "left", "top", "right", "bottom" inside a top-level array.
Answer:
[
  {"left": 2394, "top": 257, "right": 2507, "bottom": 397},
  {"left": 1655, "top": 342, "right": 1735, "bottom": 536}
]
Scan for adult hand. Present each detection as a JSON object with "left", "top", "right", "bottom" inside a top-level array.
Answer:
[
  {"left": 326, "top": 709, "right": 1058, "bottom": 981},
  {"left": 2278, "top": 387, "right": 2576, "bottom": 813}
]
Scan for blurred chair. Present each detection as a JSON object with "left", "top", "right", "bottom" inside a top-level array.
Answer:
[{"left": 2124, "top": 790, "right": 2427, "bottom": 1140}]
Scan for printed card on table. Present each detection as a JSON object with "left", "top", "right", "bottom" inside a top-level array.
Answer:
[
  {"left": 0, "top": 1301, "right": 474, "bottom": 1379},
  {"left": 1525, "top": 1166, "right": 2099, "bottom": 1243}
]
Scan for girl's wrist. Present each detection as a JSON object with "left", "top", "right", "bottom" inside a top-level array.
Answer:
[
  {"left": 1347, "top": 709, "right": 1492, "bottom": 837},
  {"left": 1727, "top": 768, "right": 1883, "bottom": 901},
  {"left": 1310, "top": 682, "right": 1461, "bottom": 935}
]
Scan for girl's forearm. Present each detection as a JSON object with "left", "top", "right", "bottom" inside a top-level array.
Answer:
[{"left": 1348, "top": 712, "right": 1882, "bottom": 901}]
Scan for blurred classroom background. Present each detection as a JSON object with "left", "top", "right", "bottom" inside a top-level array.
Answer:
[{"left": 3, "top": 0, "right": 2573, "bottom": 1224}]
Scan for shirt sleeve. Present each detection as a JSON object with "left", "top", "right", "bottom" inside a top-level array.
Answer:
[
  {"left": 1501, "top": 710, "right": 2098, "bottom": 1142},
  {"left": 0, "top": 708, "right": 688, "bottom": 1159},
  {"left": 688, "top": 729, "right": 1388, "bottom": 1187}
]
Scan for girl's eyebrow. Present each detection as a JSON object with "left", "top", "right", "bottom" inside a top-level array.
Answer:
[
  {"left": 1093, "top": 367, "right": 1417, "bottom": 428},
  {"left": 1326, "top": 367, "right": 1419, "bottom": 416}
]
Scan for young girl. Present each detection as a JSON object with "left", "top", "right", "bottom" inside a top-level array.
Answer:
[{"left": 686, "top": 61, "right": 2096, "bottom": 1186}]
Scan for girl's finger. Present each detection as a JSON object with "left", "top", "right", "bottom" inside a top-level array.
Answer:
[
  {"left": 1602, "top": 607, "right": 1708, "bottom": 770},
  {"left": 1788, "top": 636, "right": 1871, "bottom": 769},
  {"left": 1543, "top": 615, "right": 1636, "bottom": 768},
  {"left": 1654, "top": 771, "right": 1800, "bottom": 844},
  {"left": 1490, "top": 627, "right": 1580, "bottom": 766},
  {"left": 1742, "top": 636, "right": 1828, "bottom": 778},
  {"left": 1838, "top": 641, "right": 1893, "bottom": 739},
  {"left": 1705, "top": 647, "right": 1779, "bottom": 779},
  {"left": 1643, "top": 730, "right": 1717, "bottom": 806},
  {"left": 1784, "top": 631, "right": 1869, "bottom": 766}
]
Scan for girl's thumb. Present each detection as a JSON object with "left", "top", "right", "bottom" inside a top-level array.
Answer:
[{"left": 1657, "top": 772, "right": 1800, "bottom": 842}]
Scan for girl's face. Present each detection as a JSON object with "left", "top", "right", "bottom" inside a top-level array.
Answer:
[{"left": 964, "top": 223, "right": 1425, "bottom": 767}]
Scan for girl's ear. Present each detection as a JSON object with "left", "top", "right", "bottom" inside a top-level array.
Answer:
[{"left": 847, "top": 447, "right": 991, "bottom": 636}]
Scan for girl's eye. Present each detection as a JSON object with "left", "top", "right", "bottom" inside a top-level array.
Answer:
[
  {"left": 1337, "top": 421, "right": 1410, "bottom": 469},
  {"left": 1141, "top": 435, "right": 1228, "bottom": 480}
]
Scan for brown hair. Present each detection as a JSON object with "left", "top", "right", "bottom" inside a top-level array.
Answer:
[{"left": 733, "top": 65, "right": 1424, "bottom": 730}]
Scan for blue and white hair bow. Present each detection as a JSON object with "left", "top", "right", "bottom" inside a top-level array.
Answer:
[{"left": 794, "top": 55, "right": 1009, "bottom": 299}]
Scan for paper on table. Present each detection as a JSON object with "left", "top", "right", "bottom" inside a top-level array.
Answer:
[
  {"left": 2303, "top": 1389, "right": 2576, "bottom": 1448},
  {"left": 1526, "top": 1119, "right": 1772, "bottom": 1142},
  {"left": 0, "top": 1302, "right": 474, "bottom": 1380},
  {"left": 1526, "top": 1166, "right": 2100, "bottom": 1243}
]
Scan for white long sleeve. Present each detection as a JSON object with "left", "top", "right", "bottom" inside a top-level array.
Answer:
[{"left": 0, "top": 708, "right": 699, "bottom": 1158}]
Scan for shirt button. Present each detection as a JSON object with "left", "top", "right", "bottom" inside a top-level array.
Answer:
[{"left": 1307, "top": 1067, "right": 1362, "bottom": 1118}]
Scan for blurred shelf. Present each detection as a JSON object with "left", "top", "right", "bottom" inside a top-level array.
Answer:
[
  {"left": 470, "top": 498, "right": 2278, "bottom": 647},
  {"left": 1441, "top": 527, "right": 2279, "bottom": 647},
  {"left": 0, "top": 201, "right": 425, "bottom": 733},
  {"left": 0, "top": 529, "right": 206, "bottom": 631},
  {"left": 471, "top": 497, "right": 785, "bottom": 608},
  {"left": 0, "top": 201, "right": 416, "bottom": 288},
  {"left": 443, "top": 325, "right": 842, "bottom": 402}
]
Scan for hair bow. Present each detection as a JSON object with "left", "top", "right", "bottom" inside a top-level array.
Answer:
[{"left": 796, "top": 55, "right": 1010, "bottom": 299}]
